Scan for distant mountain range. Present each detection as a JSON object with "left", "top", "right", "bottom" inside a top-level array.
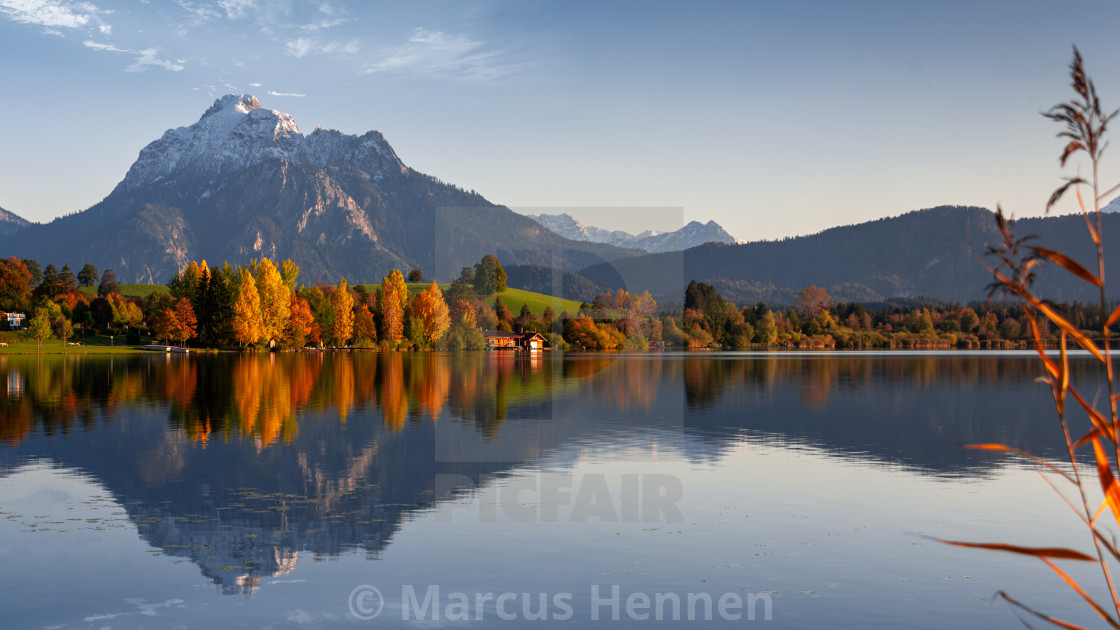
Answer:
[
  {"left": 0, "top": 206, "right": 29, "bottom": 238},
  {"left": 526, "top": 212, "right": 741, "bottom": 253},
  {"left": 575, "top": 205, "right": 1120, "bottom": 305},
  {"left": 2, "top": 96, "right": 1115, "bottom": 305},
  {"left": 0, "top": 94, "right": 635, "bottom": 283}
]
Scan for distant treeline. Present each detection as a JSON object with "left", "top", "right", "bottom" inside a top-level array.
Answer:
[{"left": 0, "top": 256, "right": 1104, "bottom": 351}]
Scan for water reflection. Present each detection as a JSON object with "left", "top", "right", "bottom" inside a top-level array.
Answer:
[
  {"left": 1, "top": 352, "right": 1078, "bottom": 451},
  {"left": 0, "top": 352, "right": 1093, "bottom": 601}
]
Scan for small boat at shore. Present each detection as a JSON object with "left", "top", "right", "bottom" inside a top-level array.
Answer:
[{"left": 142, "top": 344, "right": 190, "bottom": 353}]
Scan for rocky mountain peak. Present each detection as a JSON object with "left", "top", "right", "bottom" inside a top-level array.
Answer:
[
  {"left": 527, "top": 212, "right": 739, "bottom": 253},
  {"left": 203, "top": 94, "right": 262, "bottom": 117}
]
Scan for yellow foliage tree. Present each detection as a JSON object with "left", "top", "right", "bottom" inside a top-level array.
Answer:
[
  {"left": 411, "top": 281, "right": 451, "bottom": 345},
  {"left": 255, "top": 258, "right": 291, "bottom": 345},
  {"left": 233, "top": 268, "right": 263, "bottom": 347},
  {"left": 331, "top": 277, "right": 355, "bottom": 346},
  {"left": 380, "top": 269, "right": 408, "bottom": 342},
  {"left": 279, "top": 258, "right": 300, "bottom": 291}
]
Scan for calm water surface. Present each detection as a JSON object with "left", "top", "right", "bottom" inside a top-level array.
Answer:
[{"left": 0, "top": 351, "right": 1108, "bottom": 628}]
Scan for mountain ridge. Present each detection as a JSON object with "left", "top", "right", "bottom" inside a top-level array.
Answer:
[
  {"left": 0, "top": 205, "right": 30, "bottom": 238},
  {"left": 528, "top": 212, "right": 740, "bottom": 253},
  {"left": 0, "top": 95, "right": 638, "bottom": 283},
  {"left": 577, "top": 205, "right": 1120, "bottom": 305}
]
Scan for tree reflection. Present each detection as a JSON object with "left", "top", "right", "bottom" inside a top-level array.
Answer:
[
  {"left": 0, "top": 351, "right": 1086, "bottom": 450},
  {"left": 0, "top": 351, "right": 1093, "bottom": 596}
]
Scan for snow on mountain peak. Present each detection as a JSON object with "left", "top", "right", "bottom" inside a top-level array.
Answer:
[
  {"left": 527, "top": 212, "right": 739, "bottom": 253},
  {"left": 204, "top": 93, "right": 262, "bottom": 117},
  {"left": 121, "top": 94, "right": 403, "bottom": 193}
]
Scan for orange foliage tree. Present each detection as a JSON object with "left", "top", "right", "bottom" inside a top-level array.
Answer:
[
  {"left": 232, "top": 268, "right": 263, "bottom": 347},
  {"left": 411, "top": 281, "right": 450, "bottom": 346},
  {"left": 353, "top": 304, "right": 377, "bottom": 344},
  {"left": 285, "top": 292, "right": 314, "bottom": 348}
]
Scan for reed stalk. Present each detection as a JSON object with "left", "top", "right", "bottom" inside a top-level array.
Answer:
[{"left": 938, "top": 47, "right": 1120, "bottom": 629}]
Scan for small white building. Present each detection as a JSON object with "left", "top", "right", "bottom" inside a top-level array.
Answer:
[{"left": 5, "top": 312, "right": 25, "bottom": 330}]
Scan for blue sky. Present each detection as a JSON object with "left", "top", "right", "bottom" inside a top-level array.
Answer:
[{"left": 2, "top": 0, "right": 1120, "bottom": 242}]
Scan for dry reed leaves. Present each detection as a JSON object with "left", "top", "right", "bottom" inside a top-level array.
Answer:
[{"left": 936, "top": 47, "right": 1120, "bottom": 629}]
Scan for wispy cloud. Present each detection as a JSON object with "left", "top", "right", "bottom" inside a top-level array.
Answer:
[
  {"left": 0, "top": 0, "right": 103, "bottom": 28},
  {"left": 83, "top": 39, "right": 123, "bottom": 52},
  {"left": 83, "top": 39, "right": 183, "bottom": 73},
  {"left": 217, "top": 0, "right": 255, "bottom": 20},
  {"left": 125, "top": 48, "right": 184, "bottom": 72},
  {"left": 300, "top": 1, "right": 345, "bottom": 31},
  {"left": 173, "top": 0, "right": 220, "bottom": 24},
  {"left": 363, "top": 27, "right": 519, "bottom": 81},
  {"left": 267, "top": 90, "right": 305, "bottom": 98},
  {"left": 285, "top": 36, "right": 358, "bottom": 58},
  {"left": 299, "top": 16, "right": 344, "bottom": 31}
]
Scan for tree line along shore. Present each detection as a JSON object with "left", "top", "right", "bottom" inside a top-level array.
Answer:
[{"left": 0, "top": 255, "right": 1101, "bottom": 353}]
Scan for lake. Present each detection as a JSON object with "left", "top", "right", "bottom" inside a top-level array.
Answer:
[{"left": 0, "top": 351, "right": 1108, "bottom": 628}]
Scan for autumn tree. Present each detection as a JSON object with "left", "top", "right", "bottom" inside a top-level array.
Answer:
[
  {"left": 756, "top": 310, "right": 778, "bottom": 345},
  {"left": 255, "top": 258, "right": 291, "bottom": 345},
  {"left": 149, "top": 297, "right": 195, "bottom": 345},
  {"left": 597, "top": 288, "right": 657, "bottom": 337},
  {"left": 330, "top": 277, "right": 355, "bottom": 346},
  {"left": 55, "top": 316, "right": 74, "bottom": 347},
  {"left": 169, "top": 261, "right": 203, "bottom": 299},
  {"left": 285, "top": 292, "right": 314, "bottom": 348},
  {"left": 109, "top": 294, "right": 143, "bottom": 331},
  {"left": 0, "top": 257, "right": 33, "bottom": 311},
  {"left": 411, "top": 281, "right": 451, "bottom": 345},
  {"left": 232, "top": 268, "right": 263, "bottom": 347},
  {"left": 450, "top": 299, "right": 475, "bottom": 326},
  {"left": 959, "top": 307, "right": 980, "bottom": 332},
  {"left": 904, "top": 308, "right": 934, "bottom": 334},
  {"left": 445, "top": 298, "right": 485, "bottom": 349},
  {"left": 149, "top": 308, "right": 179, "bottom": 344},
  {"left": 353, "top": 305, "right": 377, "bottom": 345},
  {"left": 172, "top": 298, "right": 198, "bottom": 345},
  {"left": 796, "top": 285, "right": 831, "bottom": 320},
  {"left": 380, "top": 269, "right": 409, "bottom": 342},
  {"left": 298, "top": 286, "right": 332, "bottom": 342},
  {"left": 407, "top": 268, "right": 424, "bottom": 282},
  {"left": 279, "top": 258, "right": 300, "bottom": 291}
]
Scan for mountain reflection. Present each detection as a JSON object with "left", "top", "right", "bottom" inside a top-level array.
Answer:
[{"left": 0, "top": 352, "right": 1091, "bottom": 593}]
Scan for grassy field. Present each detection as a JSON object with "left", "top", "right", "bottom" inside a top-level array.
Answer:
[
  {"left": 0, "top": 333, "right": 159, "bottom": 354},
  {"left": 77, "top": 282, "right": 581, "bottom": 315},
  {"left": 354, "top": 283, "right": 584, "bottom": 315},
  {"left": 488, "top": 287, "right": 583, "bottom": 315},
  {"left": 79, "top": 284, "right": 169, "bottom": 299}
]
